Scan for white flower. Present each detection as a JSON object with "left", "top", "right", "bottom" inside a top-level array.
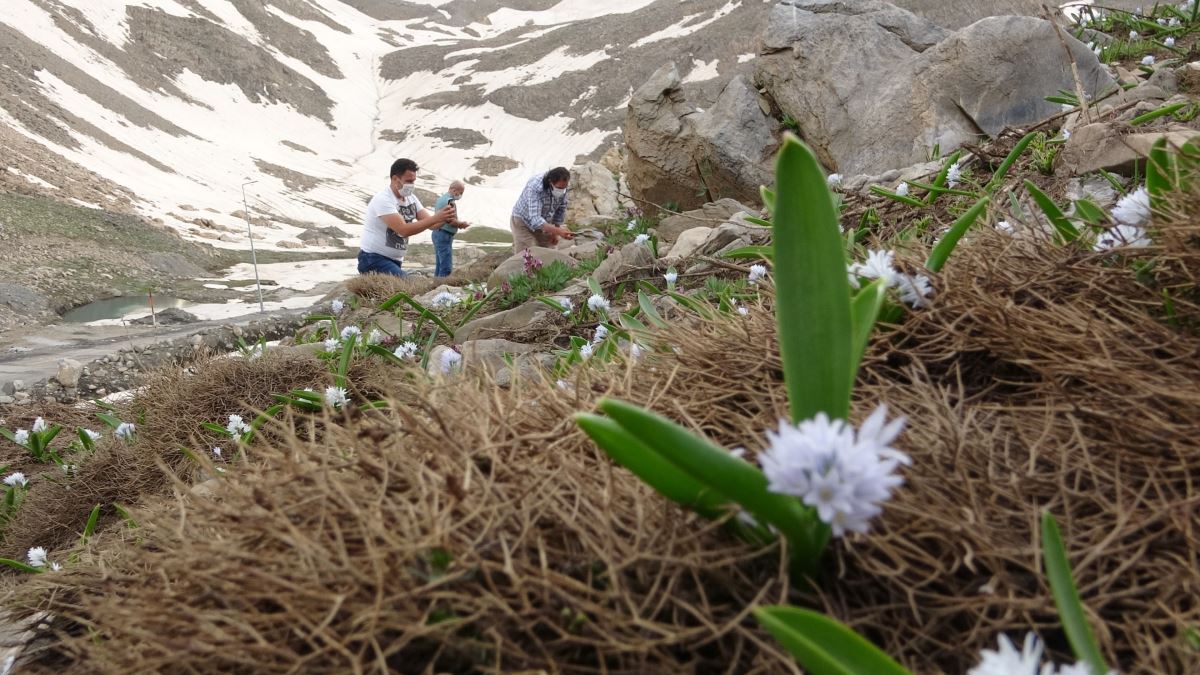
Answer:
[
  {"left": 664, "top": 271, "right": 678, "bottom": 286},
  {"left": 331, "top": 299, "right": 345, "bottom": 314},
  {"left": 84, "top": 429, "right": 102, "bottom": 442},
  {"left": 593, "top": 325, "right": 609, "bottom": 343},
  {"left": 323, "top": 338, "right": 340, "bottom": 352},
  {"left": 848, "top": 249, "right": 898, "bottom": 287},
  {"left": 393, "top": 341, "right": 420, "bottom": 360},
  {"left": 212, "top": 446, "right": 223, "bottom": 458},
  {"left": 626, "top": 220, "right": 637, "bottom": 231},
  {"left": 896, "top": 274, "right": 934, "bottom": 308},
  {"left": 737, "top": 306, "right": 749, "bottom": 316},
  {"left": 587, "top": 294, "right": 611, "bottom": 313},
  {"left": 366, "top": 329, "right": 384, "bottom": 345},
  {"left": 946, "top": 161, "right": 962, "bottom": 188},
  {"left": 759, "top": 404, "right": 908, "bottom": 537},
  {"left": 1130, "top": 30, "right": 1139, "bottom": 39},
  {"left": 895, "top": 182, "right": 909, "bottom": 197},
  {"left": 1158, "top": 17, "right": 1169, "bottom": 25},
  {"left": 1095, "top": 224, "right": 1152, "bottom": 251},
  {"left": 26, "top": 547, "right": 47, "bottom": 568},
  {"left": 1111, "top": 186, "right": 1151, "bottom": 226},
  {"left": 13, "top": 430, "right": 29, "bottom": 447},
  {"left": 968, "top": 633, "right": 1047, "bottom": 675},
  {"left": 31, "top": 417, "right": 47, "bottom": 433},
  {"left": 826, "top": 173, "right": 843, "bottom": 188},
  {"left": 579, "top": 343, "right": 594, "bottom": 361},
  {"left": 1060, "top": 128, "right": 1071, "bottom": 141},
  {"left": 556, "top": 379, "right": 569, "bottom": 390},
  {"left": 748, "top": 264, "right": 768, "bottom": 284},
  {"left": 558, "top": 297, "right": 574, "bottom": 315},
  {"left": 634, "top": 233, "right": 650, "bottom": 245},
  {"left": 340, "top": 325, "right": 362, "bottom": 341},
  {"left": 439, "top": 349, "right": 462, "bottom": 374},
  {"left": 996, "top": 220, "right": 1015, "bottom": 235},
  {"left": 4, "top": 472, "right": 27, "bottom": 488},
  {"left": 50, "top": 561, "right": 61, "bottom": 572},
  {"left": 431, "top": 291, "right": 461, "bottom": 308},
  {"left": 1170, "top": 17, "right": 1181, "bottom": 27},
  {"left": 61, "top": 464, "right": 75, "bottom": 474},
  {"left": 1093, "top": 46, "right": 1103, "bottom": 57},
  {"left": 226, "top": 414, "right": 251, "bottom": 436},
  {"left": 115, "top": 422, "right": 135, "bottom": 440},
  {"left": 324, "top": 386, "right": 348, "bottom": 408},
  {"left": 629, "top": 342, "right": 643, "bottom": 360},
  {"left": 1166, "top": 36, "right": 1177, "bottom": 47},
  {"left": 1141, "top": 54, "right": 1156, "bottom": 66}
]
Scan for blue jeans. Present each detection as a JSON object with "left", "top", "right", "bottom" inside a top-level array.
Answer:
[
  {"left": 357, "top": 250, "right": 407, "bottom": 277},
  {"left": 432, "top": 228, "right": 454, "bottom": 277}
]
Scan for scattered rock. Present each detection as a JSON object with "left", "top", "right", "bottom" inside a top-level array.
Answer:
[
  {"left": 656, "top": 199, "right": 756, "bottom": 245},
  {"left": 277, "top": 239, "right": 306, "bottom": 249},
  {"left": 454, "top": 302, "right": 551, "bottom": 343},
  {"left": 592, "top": 241, "right": 656, "bottom": 285},
  {"left": 1058, "top": 122, "right": 1200, "bottom": 176},
  {"left": 662, "top": 226, "right": 714, "bottom": 264},
  {"left": 53, "top": 358, "right": 82, "bottom": 389},
  {"left": 460, "top": 339, "right": 540, "bottom": 373},
  {"left": 131, "top": 307, "right": 198, "bottom": 326}
]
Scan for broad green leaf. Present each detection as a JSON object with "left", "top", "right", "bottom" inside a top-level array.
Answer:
[
  {"left": 924, "top": 150, "right": 963, "bottom": 205},
  {"left": 743, "top": 214, "right": 774, "bottom": 228},
  {"left": 774, "top": 135, "right": 853, "bottom": 422},
  {"left": 96, "top": 413, "right": 123, "bottom": 430},
  {"left": 113, "top": 503, "right": 139, "bottom": 528},
  {"left": 200, "top": 422, "right": 231, "bottom": 436},
  {"left": 722, "top": 245, "right": 774, "bottom": 262},
  {"left": 1146, "top": 137, "right": 1179, "bottom": 212},
  {"left": 1024, "top": 181, "right": 1079, "bottom": 244},
  {"left": 42, "top": 425, "right": 63, "bottom": 447},
  {"left": 905, "top": 180, "right": 976, "bottom": 198},
  {"left": 576, "top": 414, "right": 730, "bottom": 520},
  {"left": 618, "top": 312, "right": 649, "bottom": 333},
  {"left": 986, "top": 131, "right": 1037, "bottom": 193},
  {"left": 335, "top": 334, "right": 357, "bottom": 388},
  {"left": 0, "top": 558, "right": 44, "bottom": 574},
  {"left": 1130, "top": 101, "right": 1188, "bottom": 125},
  {"left": 664, "top": 291, "right": 716, "bottom": 319},
  {"left": 753, "top": 606, "right": 912, "bottom": 675},
  {"left": 925, "top": 197, "right": 990, "bottom": 273},
  {"left": 0, "top": 429, "right": 19, "bottom": 446},
  {"left": 637, "top": 291, "right": 669, "bottom": 328},
  {"left": 760, "top": 185, "right": 776, "bottom": 215},
  {"left": 868, "top": 186, "right": 926, "bottom": 208},
  {"left": 454, "top": 288, "right": 498, "bottom": 329},
  {"left": 1042, "top": 512, "right": 1109, "bottom": 675},
  {"left": 849, "top": 280, "right": 887, "bottom": 384},
  {"left": 535, "top": 296, "right": 570, "bottom": 314},
  {"left": 379, "top": 293, "right": 454, "bottom": 336},
  {"left": 366, "top": 344, "right": 410, "bottom": 367},
  {"left": 1072, "top": 199, "right": 1106, "bottom": 226},
  {"left": 80, "top": 504, "right": 101, "bottom": 546},
  {"left": 77, "top": 428, "right": 95, "bottom": 451},
  {"left": 598, "top": 398, "right": 827, "bottom": 572},
  {"left": 587, "top": 277, "right": 603, "bottom": 296}
]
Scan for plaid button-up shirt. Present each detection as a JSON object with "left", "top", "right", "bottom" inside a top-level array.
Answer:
[{"left": 512, "top": 174, "right": 567, "bottom": 231}]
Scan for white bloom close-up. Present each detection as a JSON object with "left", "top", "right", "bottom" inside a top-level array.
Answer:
[
  {"left": 895, "top": 182, "right": 909, "bottom": 197},
  {"left": 1060, "top": 128, "right": 1071, "bottom": 140},
  {"left": 115, "top": 422, "right": 135, "bottom": 440},
  {"left": 50, "top": 561, "right": 62, "bottom": 572},
  {"left": 393, "top": 341, "right": 420, "bottom": 360},
  {"left": 431, "top": 291, "right": 460, "bottom": 308},
  {"left": 664, "top": 271, "right": 678, "bottom": 286},
  {"left": 61, "top": 464, "right": 76, "bottom": 474},
  {"left": 366, "top": 329, "right": 384, "bottom": 345},
  {"left": 626, "top": 220, "right": 637, "bottom": 231},
  {"left": 967, "top": 633, "right": 1104, "bottom": 675},
  {"left": 4, "top": 472, "right": 27, "bottom": 488},
  {"left": 1130, "top": 30, "right": 1139, "bottom": 39},
  {"left": 323, "top": 338, "right": 340, "bottom": 352},
  {"left": 634, "top": 233, "right": 650, "bottom": 245},
  {"left": 439, "top": 349, "right": 462, "bottom": 374},
  {"left": 759, "top": 405, "right": 909, "bottom": 537},
  {"left": 324, "top": 386, "right": 348, "bottom": 408},
  {"left": 31, "top": 417, "right": 47, "bottom": 433},
  {"left": 1141, "top": 54, "right": 1156, "bottom": 66},
  {"left": 1095, "top": 224, "right": 1152, "bottom": 251},
  {"left": 896, "top": 274, "right": 934, "bottom": 308},
  {"left": 1111, "top": 186, "right": 1151, "bottom": 226},
  {"left": 331, "top": 299, "right": 345, "bottom": 314},
  {"left": 748, "top": 264, "right": 768, "bottom": 284},
  {"left": 996, "top": 220, "right": 1016, "bottom": 235},
  {"left": 1166, "top": 36, "right": 1177, "bottom": 47},
  {"left": 13, "top": 429, "right": 29, "bottom": 447},
  {"left": 340, "top": 325, "right": 362, "bottom": 341},
  {"left": 27, "top": 547, "right": 47, "bottom": 568},
  {"left": 213, "top": 446, "right": 223, "bottom": 458},
  {"left": 826, "top": 173, "right": 843, "bottom": 188},
  {"left": 629, "top": 342, "right": 643, "bottom": 360},
  {"left": 84, "top": 429, "right": 102, "bottom": 442},
  {"left": 738, "top": 306, "right": 749, "bottom": 316},
  {"left": 946, "top": 161, "right": 962, "bottom": 188},
  {"left": 556, "top": 379, "right": 569, "bottom": 390},
  {"left": 593, "top": 325, "right": 609, "bottom": 343},
  {"left": 226, "top": 414, "right": 252, "bottom": 437},
  {"left": 579, "top": 343, "right": 594, "bottom": 361},
  {"left": 558, "top": 297, "right": 574, "bottom": 315},
  {"left": 848, "top": 249, "right": 898, "bottom": 287},
  {"left": 587, "top": 294, "right": 611, "bottom": 313}
]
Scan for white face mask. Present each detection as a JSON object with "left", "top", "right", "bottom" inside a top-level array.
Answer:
[
  {"left": 551, "top": 187, "right": 567, "bottom": 198},
  {"left": 399, "top": 183, "right": 415, "bottom": 198}
]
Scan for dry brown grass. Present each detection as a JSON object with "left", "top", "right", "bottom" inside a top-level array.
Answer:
[
  {"left": 4, "top": 207, "right": 1199, "bottom": 673},
  {"left": 345, "top": 250, "right": 512, "bottom": 300}
]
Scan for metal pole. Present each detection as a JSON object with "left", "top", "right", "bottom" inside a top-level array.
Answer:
[{"left": 241, "top": 180, "right": 264, "bottom": 313}]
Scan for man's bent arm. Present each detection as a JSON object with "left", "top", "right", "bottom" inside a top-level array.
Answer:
[{"left": 381, "top": 210, "right": 444, "bottom": 237}]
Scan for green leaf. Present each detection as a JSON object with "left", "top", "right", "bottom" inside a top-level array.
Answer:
[
  {"left": 1146, "top": 137, "right": 1178, "bottom": 212},
  {"left": 1130, "top": 101, "right": 1188, "bottom": 125},
  {"left": 587, "top": 277, "right": 603, "bottom": 297},
  {"left": 849, "top": 280, "right": 888, "bottom": 384},
  {"left": 923, "top": 150, "right": 963, "bottom": 205},
  {"left": 335, "top": 334, "right": 356, "bottom": 388},
  {"left": 0, "top": 558, "right": 44, "bottom": 574},
  {"left": 535, "top": 296, "right": 571, "bottom": 314},
  {"left": 925, "top": 197, "right": 990, "bottom": 273},
  {"left": 576, "top": 414, "right": 729, "bottom": 520},
  {"left": 722, "top": 245, "right": 774, "bottom": 262},
  {"left": 76, "top": 428, "right": 95, "bottom": 451},
  {"left": 1024, "top": 180, "right": 1079, "bottom": 244},
  {"left": 904, "top": 180, "right": 976, "bottom": 198},
  {"left": 1072, "top": 199, "right": 1106, "bottom": 226},
  {"left": 753, "top": 606, "right": 912, "bottom": 675},
  {"left": 112, "top": 503, "right": 139, "bottom": 529},
  {"left": 200, "top": 422, "right": 233, "bottom": 437},
  {"left": 42, "top": 425, "right": 63, "bottom": 448},
  {"left": 986, "top": 131, "right": 1037, "bottom": 193},
  {"left": 0, "top": 429, "right": 19, "bottom": 447},
  {"left": 618, "top": 312, "right": 649, "bottom": 333},
  {"left": 868, "top": 186, "right": 926, "bottom": 208},
  {"left": 637, "top": 291, "right": 669, "bottom": 329},
  {"left": 1042, "top": 512, "right": 1109, "bottom": 675},
  {"left": 454, "top": 288, "right": 498, "bottom": 329},
  {"left": 760, "top": 185, "right": 776, "bottom": 216},
  {"left": 774, "top": 135, "right": 854, "bottom": 422},
  {"left": 598, "top": 398, "right": 827, "bottom": 573},
  {"left": 743, "top": 214, "right": 774, "bottom": 228},
  {"left": 378, "top": 293, "right": 455, "bottom": 337},
  {"left": 80, "top": 504, "right": 101, "bottom": 546},
  {"left": 664, "top": 291, "right": 716, "bottom": 320},
  {"left": 96, "top": 413, "right": 123, "bottom": 430},
  {"left": 367, "top": 344, "right": 409, "bottom": 367}
]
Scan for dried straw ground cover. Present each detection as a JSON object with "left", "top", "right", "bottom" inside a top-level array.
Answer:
[{"left": 3, "top": 196, "right": 1198, "bottom": 672}]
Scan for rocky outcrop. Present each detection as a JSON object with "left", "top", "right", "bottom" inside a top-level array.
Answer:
[
  {"left": 565, "top": 162, "right": 620, "bottom": 224},
  {"left": 655, "top": 199, "right": 758, "bottom": 245},
  {"left": 487, "top": 247, "right": 579, "bottom": 288}
]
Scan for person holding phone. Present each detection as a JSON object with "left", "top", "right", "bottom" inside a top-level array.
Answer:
[
  {"left": 357, "top": 159, "right": 457, "bottom": 277},
  {"left": 431, "top": 180, "right": 470, "bottom": 277},
  {"left": 510, "top": 167, "right": 573, "bottom": 252}
]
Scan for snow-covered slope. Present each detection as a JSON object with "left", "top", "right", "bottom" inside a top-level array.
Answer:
[{"left": 0, "top": 0, "right": 771, "bottom": 252}]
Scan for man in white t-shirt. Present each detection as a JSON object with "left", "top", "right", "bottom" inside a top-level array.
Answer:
[{"left": 357, "top": 158, "right": 457, "bottom": 277}]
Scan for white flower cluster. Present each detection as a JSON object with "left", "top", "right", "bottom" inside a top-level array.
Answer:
[
  {"left": 366, "top": 329, "right": 384, "bottom": 346},
  {"left": 587, "top": 294, "right": 611, "bottom": 313},
  {"left": 895, "top": 182, "right": 910, "bottom": 197},
  {"left": 32, "top": 417, "right": 46, "bottom": 433},
  {"left": 340, "top": 325, "right": 362, "bottom": 342},
  {"left": 226, "top": 414, "right": 252, "bottom": 437},
  {"left": 393, "top": 341, "right": 420, "bottom": 360},
  {"left": 759, "top": 405, "right": 910, "bottom": 537},
  {"left": 634, "top": 233, "right": 650, "bottom": 245},
  {"left": 115, "top": 422, "right": 136, "bottom": 440},
  {"left": 1097, "top": 187, "right": 1152, "bottom": 251},
  {"left": 324, "top": 386, "right": 348, "bottom": 409},
  {"left": 84, "top": 429, "right": 102, "bottom": 442},
  {"left": 946, "top": 161, "right": 963, "bottom": 188},
  {"left": 663, "top": 270, "right": 678, "bottom": 286},
  {"left": 626, "top": 220, "right": 637, "bottom": 231},
  {"left": 557, "top": 297, "right": 574, "bottom": 316},
  {"left": 748, "top": 264, "right": 768, "bottom": 285},
  {"left": 331, "top": 299, "right": 345, "bottom": 315},
  {"left": 4, "top": 472, "right": 28, "bottom": 488},
  {"left": 431, "top": 291, "right": 461, "bottom": 308},
  {"left": 439, "top": 349, "right": 462, "bottom": 374},
  {"left": 847, "top": 249, "right": 934, "bottom": 308},
  {"left": 826, "top": 173, "right": 843, "bottom": 189},
  {"left": 969, "top": 633, "right": 1110, "bottom": 675},
  {"left": 13, "top": 429, "right": 29, "bottom": 447}
]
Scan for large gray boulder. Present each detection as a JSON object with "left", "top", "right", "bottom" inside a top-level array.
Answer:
[
  {"left": 623, "top": 64, "right": 705, "bottom": 211},
  {"left": 487, "top": 247, "right": 578, "bottom": 288},
  {"left": 565, "top": 162, "right": 620, "bottom": 224},
  {"left": 756, "top": 8, "right": 1114, "bottom": 176}
]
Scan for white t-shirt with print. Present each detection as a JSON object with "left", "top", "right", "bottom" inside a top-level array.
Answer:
[{"left": 359, "top": 187, "right": 423, "bottom": 260}]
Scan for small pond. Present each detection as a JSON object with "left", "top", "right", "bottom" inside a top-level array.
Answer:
[{"left": 62, "top": 296, "right": 191, "bottom": 323}]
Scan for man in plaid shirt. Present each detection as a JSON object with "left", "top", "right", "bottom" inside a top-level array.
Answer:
[{"left": 510, "top": 167, "right": 574, "bottom": 252}]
